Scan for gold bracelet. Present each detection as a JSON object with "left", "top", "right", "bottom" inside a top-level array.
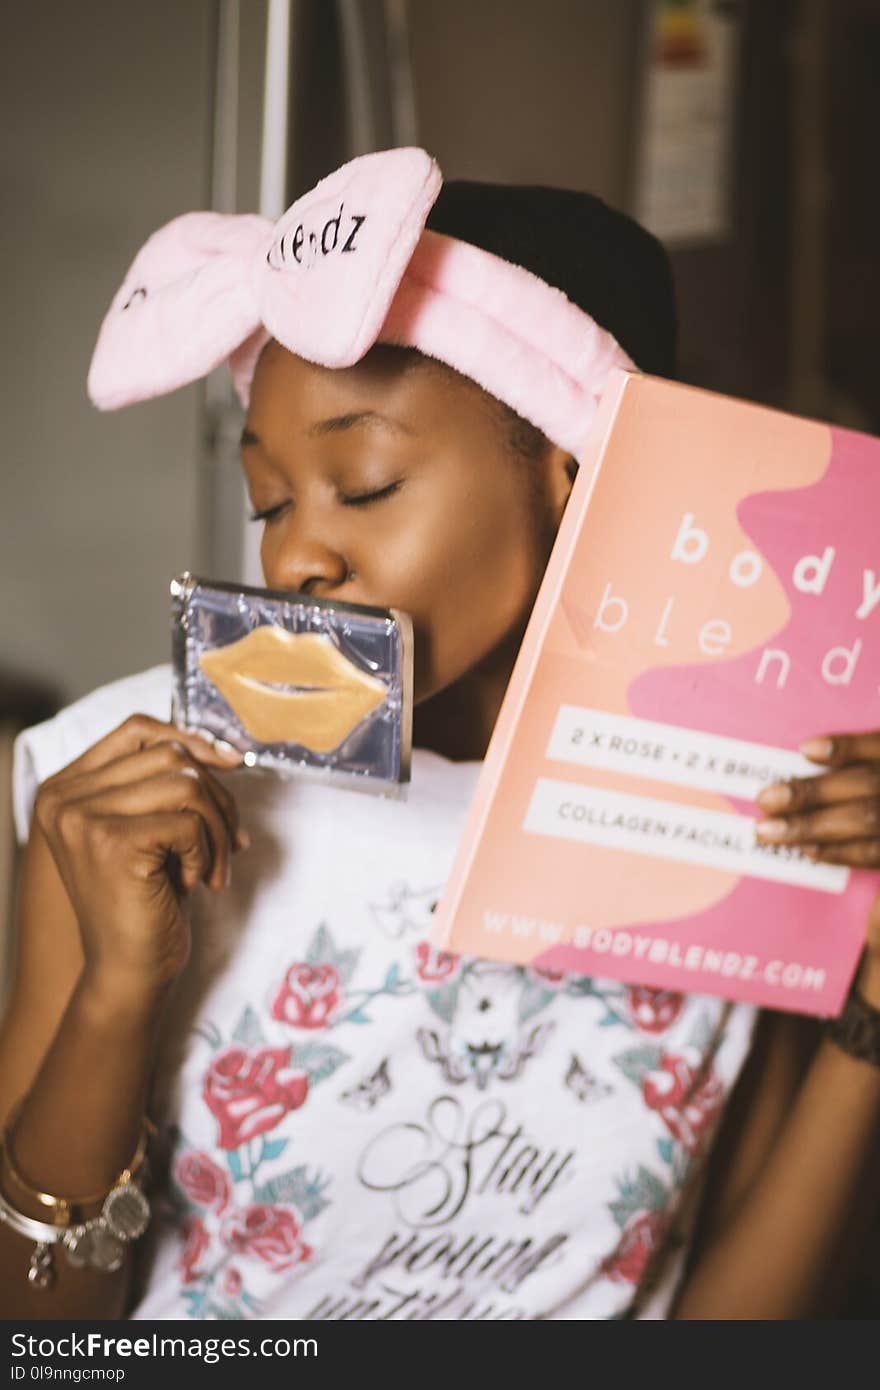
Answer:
[
  {"left": 0, "top": 1102, "right": 156, "bottom": 1227},
  {"left": 0, "top": 1139, "right": 155, "bottom": 1288}
]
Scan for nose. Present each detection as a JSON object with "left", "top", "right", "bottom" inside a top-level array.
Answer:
[{"left": 264, "top": 519, "right": 351, "bottom": 598}]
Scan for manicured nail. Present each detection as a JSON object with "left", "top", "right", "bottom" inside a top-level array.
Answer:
[
  {"left": 186, "top": 726, "right": 243, "bottom": 762},
  {"left": 800, "top": 737, "right": 834, "bottom": 761},
  {"left": 757, "top": 782, "right": 793, "bottom": 812},
  {"left": 756, "top": 818, "right": 789, "bottom": 842},
  {"left": 236, "top": 827, "right": 252, "bottom": 851}
]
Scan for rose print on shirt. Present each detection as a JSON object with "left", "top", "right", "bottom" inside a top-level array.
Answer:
[
  {"left": 203, "top": 1045, "right": 309, "bottom": 1149},
  {"left": 168, "top": 1000, "right": 338, "bottom": 1320},
  {"left": 271, "top": 963, "right": 342, "bottom": 1029},
  {"left": 602, "top": 1207, "right": 670, "bottom": 1286},
  {"left": 601, "top": 1165, "right": 673, "bottom": 1288},
  {"left": 642, "top": 1048, "right": 724, "bottom": 1156},
  {"left": 221, "top": 1204, "right": 313, "bottom": 1274},
  {"left": 415, "top": 941, "right": 460, "bottom": 984},
  {"left": 529, "top": 966, "right": 568, "bottom": 989},
  {"left": 613, "top": 1010, "right": 723, "bottom": 1171},
  {"left": 269, "top": 922, "right": 414, "bottom": 1032},
  {"left": 625, "top": 986, "right": 686, "bottom": 1034},
  {"left": 178, "top": 1215, "right": 211, "bottom": 1285},
  {"left": 174, "top": 1152, "right": 232, "bottom": 1214},
  {"left": 173, "top": 1174, "right": 325, "bottom": 1318},
  {"left": 563, "top": 975, "right": 682, "bottom": 1032}
]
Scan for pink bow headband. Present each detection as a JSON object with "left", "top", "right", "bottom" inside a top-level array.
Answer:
[{"left": 88, "top": 147, "right": 634, "bottom": 460}]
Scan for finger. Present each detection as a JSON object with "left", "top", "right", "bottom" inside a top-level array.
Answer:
[
  {"left": 124, "top": 809, "right": 213, "bottom": 895},
  {"left": 800, "top": 839, "right": 880, "bottom": 869},
  {"left": 61, "top": 714, "right": 243, "bottom": 778},
  {"left": 49, "top": 741, "right": 247, "bottom": 852},
  {"left": 67, "top": 771, "right": 237, "bottom": 891},
  {"left": 799, "top": 731, "right": 880, "bottom": 767},
  {"left": 757, "top": 763, "right": 880, "bottom": 815},
  {"left": 756, "top": 796, "right": 880, "bottom": 846}
]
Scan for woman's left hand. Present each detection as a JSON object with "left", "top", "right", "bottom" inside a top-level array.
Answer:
[{"left": 756, "top": 731, "right": 880, "bottom": 984}]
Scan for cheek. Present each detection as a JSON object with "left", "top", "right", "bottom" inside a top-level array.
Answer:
[{"left": 381, "top": 476, "right": 548, "bottom": 694}]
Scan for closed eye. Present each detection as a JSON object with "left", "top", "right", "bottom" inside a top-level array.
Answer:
[
  {"left": 248, "top": 501, "right": 288, "bottom": 524},
  {"left": 341, "top": 480, "right": 404, "bottom": 508},
  {"left": 248, "top": 480, "right": 403, "bottom": 524}
]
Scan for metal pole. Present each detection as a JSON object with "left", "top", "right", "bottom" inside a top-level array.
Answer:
[
  {"left": 259, "top": 0, "right": 293, "bottom": 219},
  {"left": 200, "top": 0, "right": 243, "bottom": 582},
  {"left": 242, "top": 0, "right": 293, "bottom": 586}
]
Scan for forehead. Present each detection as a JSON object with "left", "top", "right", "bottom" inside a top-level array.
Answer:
[{"left": 245, "top": 340, "right": 497, "bottom": 447}]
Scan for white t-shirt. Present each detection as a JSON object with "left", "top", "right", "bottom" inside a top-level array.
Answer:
[{"left": 12, "top": 664, "right": 758, "bottom": 1321}]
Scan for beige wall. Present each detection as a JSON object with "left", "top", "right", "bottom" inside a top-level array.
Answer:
[
  {"left": 1, "top": 1, "right": 216, "bottom": 707},
  {"left": 407, "top": 0, "right": 643, "bottom": 202}
]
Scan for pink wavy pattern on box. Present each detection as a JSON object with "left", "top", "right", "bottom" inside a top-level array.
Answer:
[
  {"left": 627, "top": 426, "right": 880, "bottom": 747},
  {"left": 537, "top": 427, "right": 880, "bottom": 995}
]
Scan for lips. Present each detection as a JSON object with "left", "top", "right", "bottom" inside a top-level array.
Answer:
[{"left": 198, "top": 626, "right": 388, "bottom": 753}]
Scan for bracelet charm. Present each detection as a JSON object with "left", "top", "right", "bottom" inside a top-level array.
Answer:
[
  {"left": 103, "top": 1181, "right": 151, "bottom": 1242},
  {"left": 63, "top": 1220, "right": 126, "bottom": 1273},
  {"left": 27, "top": 1242, "right": 55, "bottom": 1289},
  {"left": 0, "top": 1108, "right": 155, "bottom": 1288}
]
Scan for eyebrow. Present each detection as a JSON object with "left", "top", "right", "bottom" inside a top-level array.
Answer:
[
  {"left": 309, "top": 410, "right": 415, "bottom": 438},
  {"left": 240, "top": 411, "right": 414, "bottom": 450}
]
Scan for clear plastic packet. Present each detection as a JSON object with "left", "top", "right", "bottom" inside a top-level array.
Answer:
[{"left": 170, "top": 572, "right": 413, "bottom": 793}]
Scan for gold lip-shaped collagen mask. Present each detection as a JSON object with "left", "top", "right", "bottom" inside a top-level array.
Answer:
[
  {"left": 170, "top": 572, "right": 413, "bottom": 789},
  {"left": 199, "top": 626, "right": 387, "bottom": 752}
]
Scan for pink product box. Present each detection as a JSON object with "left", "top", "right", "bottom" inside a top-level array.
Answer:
[{"left": 432, "top": 371, "right": 880, "bottom": 1016}]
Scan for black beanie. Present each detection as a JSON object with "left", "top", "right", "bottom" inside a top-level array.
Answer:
[{"left": 426, "top": 181, "right": 677, "bottom": 379}]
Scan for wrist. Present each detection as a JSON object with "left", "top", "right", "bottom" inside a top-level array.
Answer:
[
  {"left": 75, "top": 967, "right": 173, "bottom": 1029},
  {"left": 825, "top": 965, "right": 880, "bottom": 1070},
  {"left": 854, "top": 953, "right": 880, "bottom": 1011}
]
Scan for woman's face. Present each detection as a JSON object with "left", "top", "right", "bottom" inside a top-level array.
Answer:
[{"left": 241, "top": 340, "right": 572, "bottom": 705}]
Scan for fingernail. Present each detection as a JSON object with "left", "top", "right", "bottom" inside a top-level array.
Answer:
[
  {"left": 757, "top": 782, "right": 793, "bottom": 812},
  {"left": 800, "top": 737, "right": 834, "bottom": 761},
  {"left": 756, "top": 818, "right": 789, "bottom": 842},
  {"left": 216, "top": 740, "right": 244, "bottom": 763},
  {"left": 236, "top": 827, "right": 251, "bottom": 851}
]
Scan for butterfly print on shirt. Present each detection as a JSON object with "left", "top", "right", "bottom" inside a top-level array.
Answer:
[
  {"left": 339, "top": 1058, "right": 393, "bottom": 1111},
  {"left": 564, "top": 1054, "right": 614, "bottom": 1104},
  {"left": 370, "top": 882, "right": 442, "bottom": 939}
]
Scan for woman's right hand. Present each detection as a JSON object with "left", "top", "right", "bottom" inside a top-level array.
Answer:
[{"left": 32, "top": 714, "right": 247, "bottom": 999}]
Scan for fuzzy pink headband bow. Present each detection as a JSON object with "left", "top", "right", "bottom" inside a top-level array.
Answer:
[{"left": 88, "top": 147, "right": 634, "bottom": 460}]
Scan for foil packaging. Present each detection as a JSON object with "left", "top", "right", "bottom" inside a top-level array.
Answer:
[{"left": 170, "top": 572, "right": 413, "bottom": 792}]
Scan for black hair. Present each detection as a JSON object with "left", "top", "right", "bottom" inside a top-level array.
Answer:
[
  {"left": 423, "top": 179, "right": 677, "bottom": 467},
  {"left": 426, "top": 180, "right": 677, "bottom": 378}
]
